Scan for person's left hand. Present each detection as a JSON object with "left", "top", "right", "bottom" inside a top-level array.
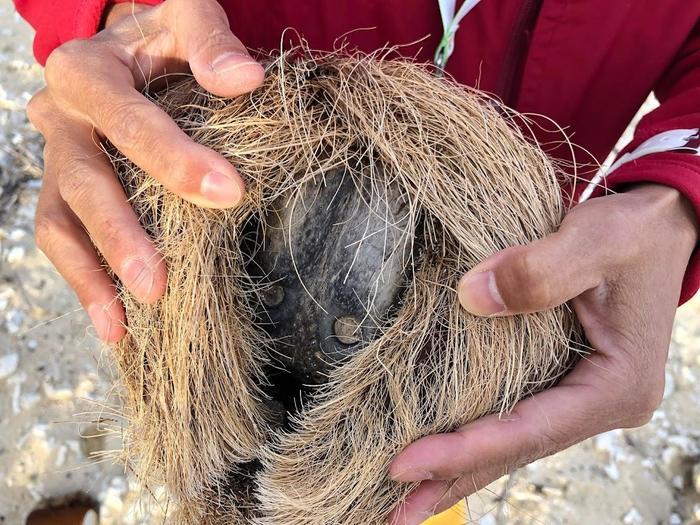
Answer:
[{"left": 388, "top": 184, "right": 698, "bottom": 525}]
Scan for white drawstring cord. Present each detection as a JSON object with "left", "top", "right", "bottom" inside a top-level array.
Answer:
[
  {"left": 579, "top": 128, "right": 700, "bottom": 202},
  {"left": 434, "top": 0, "right": 481, "bottom": 74}
]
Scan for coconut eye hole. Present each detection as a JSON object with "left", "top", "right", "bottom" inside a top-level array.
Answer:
[
  {"left": 260, "top": 284, "right": 285, "bottom": 307},
  {"left": 334, "top": 316, "right": 362, "bottom": 345}
]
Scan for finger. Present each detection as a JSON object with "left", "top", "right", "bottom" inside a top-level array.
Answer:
[
  {"left": 45, "top": 123, "right": 167, "bottom": 303},
  {"left": 167, "top": 0, "right": 264, "bottom": 97},
  {"left": 44, "top": 44, "right": 245, "bottom": 209},
  {"left": 34, "top": 180, "right": 126, "bottom": 343},
  {"left": 390, "top": 382, "right": 612, "bottom": 483},
  {"left": 26, "top": 88, "right": 52, "bottom": 137},
  {"left": 457, "top": 212, "right": 612, "bottom": 316},
  {"left": 390, "top": 469, "right": 505, "bottom": 525},
  {"left": 388, "top": 480, "right": 453, "bottom": 525}
]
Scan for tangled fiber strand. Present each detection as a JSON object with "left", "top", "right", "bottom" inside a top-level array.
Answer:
[{"left": 108, "top": 48, "right": 583, "bottom": 524}]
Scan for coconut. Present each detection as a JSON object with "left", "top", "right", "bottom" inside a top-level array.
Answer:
[{"left": 107, "top": 49, "right": 583, "bottom": 524}]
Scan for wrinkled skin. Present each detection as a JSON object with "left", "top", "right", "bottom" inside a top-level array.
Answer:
[
  {"left": 27, "top": 0, "right": 263, "bottom": 341},
  {"left": 25, "top": 2, "right": 699, "bottom": 524},
  {"left": 389, "top": 184, "right": 698, "bottom": 524}
]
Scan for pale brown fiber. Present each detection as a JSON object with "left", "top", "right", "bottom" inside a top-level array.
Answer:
[{"left": 107, "top": 48, "right": 583, "bottom": 524}]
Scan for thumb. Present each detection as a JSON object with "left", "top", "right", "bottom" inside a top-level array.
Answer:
[
  {"left": 169, "top": 0, "right": 264, "bottom": 97},
  {"left": 457, "top": 224, "right": 606, "bottom": 316}
]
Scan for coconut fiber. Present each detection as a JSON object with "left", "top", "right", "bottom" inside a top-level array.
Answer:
[{"left": 107, "top": 49, "right": 584, "bottom": 524}]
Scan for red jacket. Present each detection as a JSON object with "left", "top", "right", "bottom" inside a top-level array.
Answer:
[{"left": 14, "top": 0, "right": 700, "bottom": 303}]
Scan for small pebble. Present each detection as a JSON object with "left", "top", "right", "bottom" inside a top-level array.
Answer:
[
  {"left": 478, "top": 515, "right": 496, "bottom": 525},
  {"left": 693, "top": 463, "right": 700, "bottom": 493},
  {"left": 693, "top": 503, "right": 700, "bottom": 520},
  {"left": 681, "top": 366, "right": 697, "bottom": 386},
  {"left": 74, "top": 377, "right": 96, "bottom": 398},
  {"left": 0, "top": 353, "right": 18, "bottom": 379},
  {"left": 661, "top": 447, "right": 683, "bottom": 480},
  {"left": 604, "top": 462, "right": 620, "bottom": 481},
  {"left": 542, "top": 486, "right": 564, "bottom": 497},
  {"left": 19, "top": 391, "right": 40, "bottom": 411},
  {"left": 101, "top": 486, "right": 125, "bottom": 514},
  {"left": 672, "top": 475, "right": 684, "bottom": 489},
  {"left": 668, "top": 435, "right": 698, "bottom": 455},
  {"left": 664, "top": 371, "right": 675, "bottom": 398},
  {"left": 5, "top": 245, "right": 24, "bottom": 263},
  {"left": 8, "top": 229, "right": 25, "bottom": 241},
  {"left": 42, "top": 382, "right": 73, "bottom": 401},
  {"left": 54, "top": 445, "right": 67, "bottom": 468},
  {"left": 4, "top": 309, "right": 24, "bottom": 334},
  {"left": 8, "top": 372, "right": 26, "bottom": 414},
  {"left": 622, "top": 507, "right": 643, "bottom": 525}
]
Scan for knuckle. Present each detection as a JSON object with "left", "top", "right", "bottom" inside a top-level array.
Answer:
[
  {"left": 161, "top": 146, "right": 202, "bottom": 194},
  {"left": 26, "top": 90, "right": 50, "bottom": 130},
  {"left": 505, "top": 249, "right": 552, "bottom": 308},
  {"left": 519, "top": 431, "right": 556, "bottom": 467},
  {"left": 448, "top": 476, "right": 476, "bottom": 501},
  {"left": 187, "top": 26, "right": 237, "bottom": 64},
  {"left": 45, "top": 40, "right": 87, "bottom": 85},
  {"left": 206, "top": 28, "right": 236, "bottom": 50},
  {"left": 623, "top": 407, "right": 655, "bottom": 428},
  {"left": 602, "top": 207, "right": 643, "bottom": 261},
  {"left": 626, "top": 411, "right": 654, "bottom": 428},
  {"left": 96, "top": 215, "right": 130, "bottom": 252},
  {"left": 57, "top": 160, "right": 93, "bottom": 206},
  {"left": 34, "top": 209, "right": 70, "bottom": 254},
  {"left": 627, "top": 385, "right": 663, "bottom": 427},
  {"left": 493, "top": 428, "right": 557, "bottom": 474},
  {"left": 101, "top": 101, "right": 149, "bottom": 151},
  {"left": 605, "top": 204, "right": 637, "bottom": 231},
  {"left": 643, "top": 376, "right": 665, "bottom": 413},
  {"left": 42, "top": 143, "right": 55, "bottom": 168},
  {"left": 167, "top": 162, "right": 198, "bottom": 194},
  {"left": 616, "top": 368, "right": 664, "bottom": 428}
]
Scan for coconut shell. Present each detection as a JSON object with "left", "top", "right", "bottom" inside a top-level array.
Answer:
[{"left": 106, "top": 49, "right": 583, "bottom": 524}]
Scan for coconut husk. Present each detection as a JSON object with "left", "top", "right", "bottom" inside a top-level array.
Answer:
[{"left": 107, "top": 48, "right": 583, "bottom": 524}]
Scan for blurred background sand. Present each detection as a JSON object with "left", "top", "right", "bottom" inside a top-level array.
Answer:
[{"left": 1, "top": 3, "right": 699, "bottom": 523}]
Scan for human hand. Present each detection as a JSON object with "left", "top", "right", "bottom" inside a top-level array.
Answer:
[
  {"left": 27, "top": 0, "right": 263, "bottom": 342},
  {"left": 389, "top": 184, "right": 699, "bottom": 524}
]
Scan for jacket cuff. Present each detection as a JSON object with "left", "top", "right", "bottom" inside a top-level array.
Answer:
[
  {"left": 80, "top": 0, "right": 162, "bottom": 37},
  {"left": 573, "top": 152, "right": 700, "bottom": 305},
  {"left": 39, "top": 0, "right": 161, "bottom": 65},
  {"left": 72, "top": 0, "right": 110, "bottom": 41}
]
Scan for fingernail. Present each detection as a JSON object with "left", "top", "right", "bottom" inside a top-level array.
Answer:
[
  {"left": 211, "top": 51, "right": 253, "bottom": 74},
  {"left": 390, "top": 469, "right": 434, "bottom": 483},
  {"left": 87, "top": 303, "right": 114, "bottom": 342},
  {"left": 122, "top": 258, "right": 155, "bottom": 301},
  {"left": 458, "top": 270, "right": 506, "bottom": 316},
  {"left": 200, "top": 171, "right": 241, "bottom": 205}
]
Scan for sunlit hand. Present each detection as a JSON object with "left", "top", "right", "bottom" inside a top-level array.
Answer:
[
  {"left": 27, "top": 0, "right": 263, "bottom": 342},
  {"left": 389, "top": 184, "right": 698, "bottom": 525}
]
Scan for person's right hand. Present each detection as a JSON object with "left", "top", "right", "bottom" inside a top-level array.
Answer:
[{"left": 27, "top": 0, "right": 264, "bottom": 342}]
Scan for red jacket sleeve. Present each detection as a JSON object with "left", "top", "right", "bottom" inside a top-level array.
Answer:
[
  {"left": 13, "top": 0, "right": 161, "bottom": 66},
  {"left": 574, "top": 21, "right": 700, "bottom": 305}
]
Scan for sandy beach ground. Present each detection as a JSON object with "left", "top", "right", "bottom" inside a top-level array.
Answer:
[{"left": 1, "top": 4, "right": 699, "bottom": 524}]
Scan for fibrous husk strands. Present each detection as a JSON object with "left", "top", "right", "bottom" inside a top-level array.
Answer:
[{"left": 108, "top": 48, "right": 583, "bottom": 524}]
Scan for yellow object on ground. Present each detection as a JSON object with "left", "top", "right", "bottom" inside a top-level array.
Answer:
[{"left": 423, "top": 500, "right": 466, "bottom": 524}]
